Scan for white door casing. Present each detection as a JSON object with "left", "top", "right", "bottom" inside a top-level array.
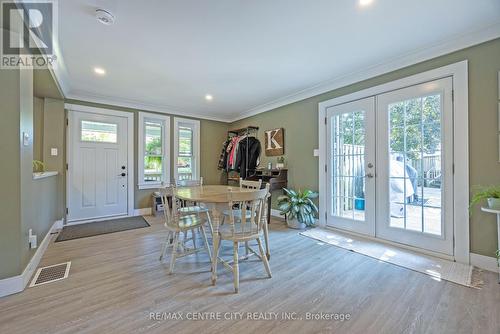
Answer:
[
  {"left": 66, "top": 105, "right": 134, "bottom": 223},
  {"left": 318, "top": 61, "right": 469, "bottom": 263}
]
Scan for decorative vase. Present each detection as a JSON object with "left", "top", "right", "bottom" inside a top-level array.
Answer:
[
  {"left": 487, "top": 198, "right": 500, "bottom": 210},
  {"left": 286, "top": 216, "right": 306, "bottom": 230}
]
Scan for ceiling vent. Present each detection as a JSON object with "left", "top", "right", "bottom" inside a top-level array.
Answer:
[{"left": 95, "top": 8, "right": 115, "bottom": 26}]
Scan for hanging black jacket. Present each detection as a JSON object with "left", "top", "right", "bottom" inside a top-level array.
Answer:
[{"left": 235, "top": 137, "right": 261, "bottom": 178}]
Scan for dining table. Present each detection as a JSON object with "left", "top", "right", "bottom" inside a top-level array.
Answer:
[{"left": 174, "top": 185, "right": 271, "bottom": 284}]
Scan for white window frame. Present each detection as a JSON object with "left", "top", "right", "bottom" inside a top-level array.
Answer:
[
  {"left": 318, "top": 60, "right": 469, "bottom": 264},
  {"left": 173, "top": 117, "right": 200, "bottom": 181},
  {"left": 138, "top": 112, "right": 170, "bottom": 189}
]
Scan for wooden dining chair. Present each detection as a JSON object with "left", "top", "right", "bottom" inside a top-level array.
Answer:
[
  {"left": 214, "top": 184, "right": 271, "bottom": 293},
  {"left": 222, "top": 178, "right": 262, "bottom": 252},
  {"left": 158, "top": 186, "right": 212, "bottom": 274},
  {"left": 174, "top": 177, "right": 213, "bottom": 235}
]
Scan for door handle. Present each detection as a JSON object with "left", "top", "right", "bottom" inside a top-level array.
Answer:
[
  {"left": 365, "top": 173, "right": 374, "bottom": 178},
  {"left": 118, "top": 173, "right": 126, "bottom": 177}
]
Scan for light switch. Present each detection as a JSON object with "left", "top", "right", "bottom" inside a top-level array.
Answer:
[
  {"left": 313, "top": 149, "right": 319, "bottom": 157},
  {"left": 23, "top": 132, "right": 29, "bottom": 146},
  {"left": 51, "top": 148, "right": 58, "bottom": 156}
]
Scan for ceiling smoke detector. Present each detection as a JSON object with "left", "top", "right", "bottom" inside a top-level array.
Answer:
[{"left": 95, "top": 9, "right": 115, "bottom": 25}]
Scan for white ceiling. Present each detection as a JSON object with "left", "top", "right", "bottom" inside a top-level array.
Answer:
[{"left": 56, "top": 0, "right": 500, "bottom": 122}]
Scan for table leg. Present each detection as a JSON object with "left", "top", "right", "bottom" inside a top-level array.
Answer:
[{"left": 211, "top": 208, "right": 221, "bottom": 285}]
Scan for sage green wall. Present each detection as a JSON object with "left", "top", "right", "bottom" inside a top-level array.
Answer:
[
  {"left": 0, "top": 66, "right": 60, "bottom": 280},
  {"left": 33, "top": 97, "right": 44, "bottom": 161},
  {"left": 0, "top": 66, "right": 23, "bottom": 279},
  {"left": 64, "top": 100, "right": 229, "bottom": 209},
  {"left": 232, "top": 38, "right": 500, "bottom": 258},
  {"left": 42, "top": 98, "right": 66, "bottom": 218}
]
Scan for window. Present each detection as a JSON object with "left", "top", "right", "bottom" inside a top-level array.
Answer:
[
  {"left": 81, "top": 120, "right": 117, "bottom": 143},
  {"left": 174, "top": 117, "right": 200, "bottom": 181},
  {"left": 138, "top": 112, "right": 170, "bottom": 189}
]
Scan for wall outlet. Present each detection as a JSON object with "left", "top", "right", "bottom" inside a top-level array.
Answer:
[
  {"left": 28, "top": 229, "right": 37, "bottom": 249},
  {"left": 51, "top": 147, "right": 58, "bottom": 156}
]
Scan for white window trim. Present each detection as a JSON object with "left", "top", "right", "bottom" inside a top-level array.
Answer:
[
  {"left": 138, "top": 112, "right": 170, "bottom": 190},
  {"left": 318, "top": 60, "right": 469, "bottom": 264},
  {"left": 173, "top": 117, "right": 200, "bottom": 181}
]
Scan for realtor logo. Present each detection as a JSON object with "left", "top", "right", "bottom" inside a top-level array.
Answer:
[{"left": 1, "top": 0, "right": 57, "bottom": 68}]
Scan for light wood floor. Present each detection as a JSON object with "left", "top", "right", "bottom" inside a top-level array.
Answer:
[{"left": 1, "top": 216, "right": 499, "bottom": 334}]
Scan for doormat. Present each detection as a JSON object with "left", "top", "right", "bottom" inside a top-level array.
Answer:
[
  {"left": 56, "top": 216, "right": 150, "bottom": 242},
  {"left": 300, "top": 228, "right": 483, "bottom": 289}
]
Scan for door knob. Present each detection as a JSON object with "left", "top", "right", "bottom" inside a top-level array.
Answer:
[
  {"left": 365, "top": 173, "right": 374, "bottom": 178},
  {"left": 121, "top": 166, "right": 126, "bottom": 170},
  {"left": 118, "top": 173, "right": 126, "bottom": 177},
  {"left": 367, "top": 163, "right": 374, "bottom": 168}
]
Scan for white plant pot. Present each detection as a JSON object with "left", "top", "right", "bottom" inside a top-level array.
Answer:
[
  {"left": 286, "top": 216, "right": 306, "bottom": 230},
  {"left": 276, "top": 163, "right": 285, "bottom": 169},
  {"left": 487, "top": 198, "right": 500, "bottom": 210}
]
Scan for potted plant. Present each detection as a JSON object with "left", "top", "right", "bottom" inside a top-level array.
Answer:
[
  {"left": 33, "top": 160, "right": 46, "bottom": 173},
  {"left": 469, "top": 185, "right": 500, "bottom": 212},
  {"left": 277, "top": 188, "right": 318, "bottom": 229},
  {"left": 276, "top": 156, "right": 285, "bottom": 169}
]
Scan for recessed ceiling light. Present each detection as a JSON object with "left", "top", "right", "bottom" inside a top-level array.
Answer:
[
  {"left": 205, "top": 94, "right": 213, "bottom": 101},
  {"left": 94, "top": 67, "right": 106, "bottom": 75},
  {"left": 359, "top": 0, "right": 374, "bottom": 7}
]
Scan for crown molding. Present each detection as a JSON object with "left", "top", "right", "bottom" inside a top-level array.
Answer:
[
  {"left": 228, "top": 21, "right": 500, "bottom": 123},
  {"left": 65, "top": 90, "right": 232, "bottom": 123},
  {"left": 47, "top": 20, "right": 500, "bottom": 124}
]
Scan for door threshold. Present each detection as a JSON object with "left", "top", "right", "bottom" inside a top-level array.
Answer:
[
  {"left": 66, "top": 214, "right": 130, "bottom": 226},
  {"left": 324, "top": 225, "right": 455, "bottom": 262}
]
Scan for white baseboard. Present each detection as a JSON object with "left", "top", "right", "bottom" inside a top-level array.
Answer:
[
  {"left": 134, "top": 207, "right": 152, "bottom": 216},
  {"left": 470, "top": 253, "right": 498, "bottom": 273},
  {"left": 0, "top": 219, "right": 62, "bottom": 298}
]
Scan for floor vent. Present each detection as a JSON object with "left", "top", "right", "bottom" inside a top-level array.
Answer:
[{"left": 29, "top": 262, "right": 71, "bottom": 287}]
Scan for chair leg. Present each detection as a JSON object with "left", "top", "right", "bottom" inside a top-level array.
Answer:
[
  {"left": 199, "top": 226, "right": 212, "bottom": 263},
  {"left": 263, "top": 221, "right": 270, "bottom": 260},
  {"left": 257, "top": 238, "right": 272, "bottom": 278},
  {"left": 233, "top": 242, "right": 240, "bottom": 293},
  {"left": 245, "top": 241, "right": 249, "bottom": 256},
  {"left": 159, "top": 231, "right": 171, "bottom": 261},
  {"left": 169, "top": 232, "right": 179, "bottom": 274},
  {"left": 192, "top": 229, "right": 197, "bottom": 249}
]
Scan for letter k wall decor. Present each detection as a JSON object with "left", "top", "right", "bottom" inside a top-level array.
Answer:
[{"left": 265, "top": 128, "right": 284, "bottom": 156}]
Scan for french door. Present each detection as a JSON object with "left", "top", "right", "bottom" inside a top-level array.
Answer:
[
  {"left": 326, "top": 77, "right": 454, "bottom": 256},
  {"left": 326, "top": 97, "right": 376, "bottom": 236}
]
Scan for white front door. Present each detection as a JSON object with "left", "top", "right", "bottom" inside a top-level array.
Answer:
[
  {"left": 376, "top": 78, "right": 454, "bottom": 255},
  {"left": 68, "top": 111, "right": 129, "bottom": 222},
  {"left": 326, "top": 97, "right": 376, "bottom": 235}
]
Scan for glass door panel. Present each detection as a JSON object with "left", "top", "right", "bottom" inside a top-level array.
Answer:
[
  {"left": 327, "top": 97, "right": 375, "bottom": 236},
  {"left": 376, "top": 78, "right": 453, "bottom": 255}
]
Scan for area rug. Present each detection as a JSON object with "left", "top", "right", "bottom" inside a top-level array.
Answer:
[
  {"left": 300, "top": 228, "right": 483, "bottom": 289},
  {"left": 56, "top": 216, "right": 150, "bottom": 242}
]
